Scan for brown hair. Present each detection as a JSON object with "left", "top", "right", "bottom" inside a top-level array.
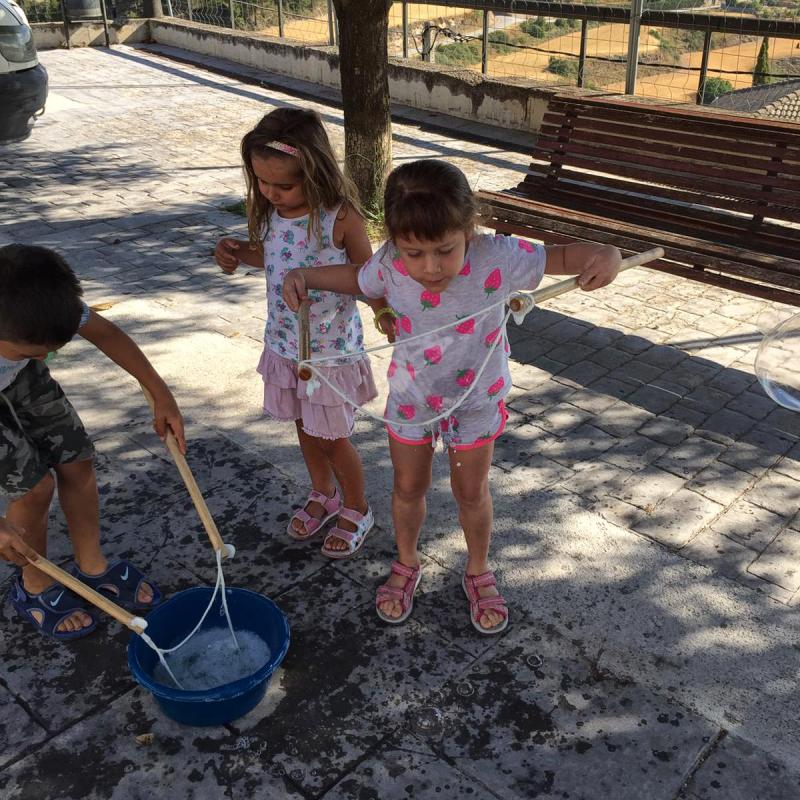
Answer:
[
  {"left": 383, "top": 159, "right": 477, "bottom": 242},
  {"left": 240, "top": 107, "right": 362, "bottom": 245}
]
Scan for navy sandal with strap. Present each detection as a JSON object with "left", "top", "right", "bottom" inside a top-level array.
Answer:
[
  {"left": 9, "top": 578, "right": 98, "bottom": 641},
  {"left": 70, "top": 560, "right": 162, "bottom": 612}
]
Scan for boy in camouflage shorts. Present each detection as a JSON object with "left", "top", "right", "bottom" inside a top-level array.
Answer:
[{"left": 0, "top": 244, "right": 186, "bottom": 640}]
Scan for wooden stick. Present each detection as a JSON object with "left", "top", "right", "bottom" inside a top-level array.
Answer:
[
  {"left": 509, "top": 247, "right": 666, "bottom": 311},
  {"left": 140, "top": 385, "right": 228, "bottom": 558},
  {"left": 17, "top": 539, "right": 145, "bottom": 632},
  {"left": 298, "top": 300, "right": 312, "bottom": 381}
]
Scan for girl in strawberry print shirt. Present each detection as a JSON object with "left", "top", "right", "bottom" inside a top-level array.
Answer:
[
  {"left": 283, "top": 159, "right": 621, "bottom": 634},
  {"left": 215, "top": 108, "right": 393, "bottom": 560}
]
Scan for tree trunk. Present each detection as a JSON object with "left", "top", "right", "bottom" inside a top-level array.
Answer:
[
  {"left": 332, "top": 0, "right": 393, "bottom": 214},
  {"left": 144, "top": 0, "right": 163, "bottom": 18}
]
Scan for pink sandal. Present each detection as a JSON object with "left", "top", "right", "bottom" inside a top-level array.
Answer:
[
  {"left": 287, "top": 487, "right": 342, "bottom": 541},
  {"left": 321, "top": 506, "right": 374, "bottom": 559},
  {"left": 462, "top": 570, "right": 509, "bottom": 635},
  {"left": 375, "top": 561, "right": 422, "bottom": 624}
]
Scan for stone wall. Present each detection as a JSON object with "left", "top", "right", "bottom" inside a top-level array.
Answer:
[
  {"left": 32, "top": 17, "right": 554, "bottom": 133},
  {"left": 31, "top": 19, "right": 150, "bottom": 49}
]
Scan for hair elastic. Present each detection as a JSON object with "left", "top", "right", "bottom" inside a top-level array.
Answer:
[{"left": 266, "top": 141, "right": 299, "bottom": 156}]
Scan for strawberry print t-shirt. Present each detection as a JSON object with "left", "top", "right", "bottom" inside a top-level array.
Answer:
[{"left": 358, "top": 234, "right": 546, "bottom": 429}]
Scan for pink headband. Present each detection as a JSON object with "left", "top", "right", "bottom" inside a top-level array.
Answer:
[{"left": 266, "top": 141, "right": 299, "bottom": 157}]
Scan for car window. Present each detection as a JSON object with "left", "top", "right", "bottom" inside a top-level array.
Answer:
[{"left": 0, "top": 7, "right": 20, "bottom": 26}]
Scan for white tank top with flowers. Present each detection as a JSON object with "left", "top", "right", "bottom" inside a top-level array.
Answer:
[{"left": 262, "top": 204, "right": 365, "bottom": 364}]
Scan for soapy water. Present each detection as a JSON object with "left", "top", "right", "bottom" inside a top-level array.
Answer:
[
  {"left": 152, "top": 628, "right": 271, "bottom": 691},
  {"left": 755, "top": 311, "right": 800, "bottom": 414}
]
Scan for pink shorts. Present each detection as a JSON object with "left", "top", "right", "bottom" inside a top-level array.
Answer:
[
  {"left": 387, "top": 400, "right": 508, "bottom": 452},
  {"left": 257, "top": 347, "right": 378, "bottom": 441}
]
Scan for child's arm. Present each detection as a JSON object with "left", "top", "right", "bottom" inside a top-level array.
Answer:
[
  {"left": 283, "top": 265, "right": 362, "bottom": 311},
  {"left": 545, "top": 243, "right": 621, "bottom": 290},
  {"left": 0, "top": 518, "right": 28, "bottom": 566},
  {"left": 78, "top": 311, "right": 187, "bottom": 453},
  {"left": 339, "top": 205, "right": 395, "bottom": 343},
  {"left": 215, "top": 237, "right": 264, "bottom": 274}
]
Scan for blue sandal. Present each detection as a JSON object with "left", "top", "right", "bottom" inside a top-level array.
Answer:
[
  {"left": 9, "top": 578, "right": 98, "bottom": 641},
  {"left": 70, "top": 560, "right": 162, "bottom": 612}
]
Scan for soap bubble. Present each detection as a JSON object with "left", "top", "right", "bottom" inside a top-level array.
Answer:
[{"left": 755, "top": 311, "right": 800, "bottom": 413}]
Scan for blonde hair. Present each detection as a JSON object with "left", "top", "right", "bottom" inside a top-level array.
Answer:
[{"left": 240, "top": 107, "right": 362, "bottom": 245}]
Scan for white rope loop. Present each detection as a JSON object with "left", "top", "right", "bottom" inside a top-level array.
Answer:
[
  {"left": 138, "top": 549, "right": 240, "bottom": 690},
  {"left": 298, "top": 291, "right": 535, "bottom": 429}
]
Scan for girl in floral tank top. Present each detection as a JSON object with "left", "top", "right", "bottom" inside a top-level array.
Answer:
[
  {"left": 215, "top": 108, "right": 392, "bottom": 559},
  {"left": 282, "top": 159, "right": 622, "bottom": 635}
]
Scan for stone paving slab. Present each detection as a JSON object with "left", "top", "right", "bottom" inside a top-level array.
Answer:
[
  {"left": 0, "top": 687, "right": 295, "bottom": 800},
  {"left": 413, "top": 621, "right": 717, "bottom": 800},
  {"left": 684, "top": 734, "right": 800, "bottom": 800}
]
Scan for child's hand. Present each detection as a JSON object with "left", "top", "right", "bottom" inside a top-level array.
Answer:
[
  {"left": 215, "top": 238, "right": 241, "bottom": 274},
  {"left": 0, "top": 519, "right": 29, "bottom": 567},
  {"left": 577, "top": 245, "right": 622, "bottom": 291},
  {"left": 152, "top": 390, "right": 187, "bottom": 454},
  {"left": 283, "top": 269, "right": 308, "bottom": 311}
]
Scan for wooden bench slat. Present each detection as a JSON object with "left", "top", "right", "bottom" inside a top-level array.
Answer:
[
  {"left": 536, "top": 126, "right": 800, "bottom": 180},
  {"left": 478, "top": 212, "right": 800, "bottom": 295},
  {"left": 535, "top": 138, "right": 800, "bottom": 196},
  {"left": 539, "top": 116, "right": 800, "bottom": 168},
  {"left": 548, "top": 97, "right": 800, "bottom": 147},
  {"left": 481, "top": 192, "right": 800, "bottom": 277},
  {"left": 528, "top": 155, "right": 800, "bottom": 221},
  {"left": 495, "top": 188, "right": 800, "bottom": 262},
  {"left": 519, "top": 173, "right": 800, "bottom": 228},
  {"left": 525, "top": 163, "right": 800, "bottom": 226},
  {"left": 519, "top": 186, "right": 800, "bottom": 257},
  {"left": 487, "top": 216, "right": 800, "bottom": 304}
]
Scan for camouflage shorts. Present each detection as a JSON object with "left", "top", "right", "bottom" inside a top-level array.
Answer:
[{"left": 0, "top": 360, "right": 94, "bottom": 500}]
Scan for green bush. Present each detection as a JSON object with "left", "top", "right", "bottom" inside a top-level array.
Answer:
[
  {"left": 488, "top": 30, "right": 510, "bottom": 44},
  {"left": 701, "top": 77, "right": 733, "bottom": 104},
  {"left": 520, "top": 17, "right": 551, "bottom": 39},
  {"left": 547, "top": 56, "right": 580, "bottom": 78},
  {"left": 436, "top": 40, "right": 482, "bottom": 66}
]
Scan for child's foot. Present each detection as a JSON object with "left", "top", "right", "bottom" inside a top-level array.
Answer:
[
  {"left": 288, "top": 487, "right": 341, "bottom": 540},
  {"left": 376, "top": 560, "right": 422, "bottom": 623},
  {"left": 71, "top": 560, "right": 162, "bottom": 611},
  {"left": 463, "top": 570, "right": 509, "bottom": 635},
  {"left": 10, "top": 578, "right": 97, "bottom": 640},
  {"left": 321, "top": 505, "right": 374, "bottom": 558}
]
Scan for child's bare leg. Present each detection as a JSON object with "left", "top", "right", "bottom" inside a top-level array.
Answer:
[
  {"left": 54, "top": 459, "right": 152, "bottom": 605},
  {"left": 6, "top": 472, "right": 92, "bottom": 632},
  {"left": 378, "top": 437, "right": 433, "bottom": 619},
  {"left": 449, "top": 443, "right": 506, "bottom": 631},
  {"left": 316, "top": 436, "right": 368, "bottom": 550},
  {"left": 293, "top": 421, "right": 337, "bottom": 534}
]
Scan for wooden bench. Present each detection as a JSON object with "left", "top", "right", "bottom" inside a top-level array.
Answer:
[{"left": 477, "top": 95, "right": 800, "bottom": 305}]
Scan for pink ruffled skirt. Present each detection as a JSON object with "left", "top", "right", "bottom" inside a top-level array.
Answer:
[{"left": 256, "top": 347, "right": 378, "bottom": 441}]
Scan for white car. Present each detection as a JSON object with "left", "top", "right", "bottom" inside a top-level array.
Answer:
[{"left": 0, "top": 0, "right": 47, "bottom": 142}]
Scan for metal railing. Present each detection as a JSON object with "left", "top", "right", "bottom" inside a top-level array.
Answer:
[{"left": 23, "top": 0, "right": 800, "bottom": 112}]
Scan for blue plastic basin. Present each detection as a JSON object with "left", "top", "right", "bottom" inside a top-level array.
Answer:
[{"left": 128, "top": 587, "right": 290, "bottom": 726}]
